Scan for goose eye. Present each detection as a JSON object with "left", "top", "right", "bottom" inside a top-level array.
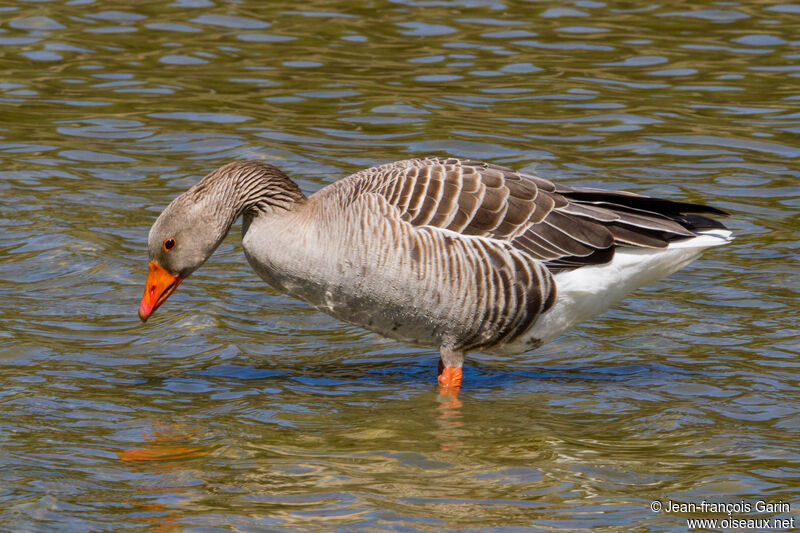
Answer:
[{"left": 163, "top": 238, "right": 176, "bottom": 252}]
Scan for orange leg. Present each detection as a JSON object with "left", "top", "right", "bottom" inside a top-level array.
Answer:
[{"left": 437, "top": 356, "right": 463, "bottom": 397}]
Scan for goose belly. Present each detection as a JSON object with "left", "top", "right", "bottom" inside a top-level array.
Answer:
[
  {"left": 244, "top": 252, "right": 462, "bottom": 348},
  {"left": 304, "top": 281, "right": 454, "bottom": 347},
  {"left": 241, "top": 218, "right": 471, "bottom": 348}
]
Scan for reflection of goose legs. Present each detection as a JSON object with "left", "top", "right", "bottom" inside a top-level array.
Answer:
[
  {"left": 437, "top": 346, "right": 463, "bottom": 395},
  {"left": 436, "top": 381, "right": 464, "bottom": 452}
]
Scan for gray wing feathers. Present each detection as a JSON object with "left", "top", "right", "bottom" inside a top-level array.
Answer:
[{"left": 344, "top": 157, "right": 725, "bottom": 274}]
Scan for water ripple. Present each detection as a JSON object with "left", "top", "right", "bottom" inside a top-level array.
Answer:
[{"left": 0, "top": 0, "right": 798, "bottom": 531}]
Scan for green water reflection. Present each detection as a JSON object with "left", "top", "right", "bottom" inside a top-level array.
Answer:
[{"left": 0, "top": 0, "right": 798, "bottom": 531}]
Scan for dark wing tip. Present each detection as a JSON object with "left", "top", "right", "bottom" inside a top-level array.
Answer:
[{"left": 561, "top": 188, "right": 729, "bottom": 218}]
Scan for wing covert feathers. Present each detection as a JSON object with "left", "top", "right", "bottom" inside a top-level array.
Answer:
[{"left": 341, "top": 156, "right": 728, "bottom": 273}]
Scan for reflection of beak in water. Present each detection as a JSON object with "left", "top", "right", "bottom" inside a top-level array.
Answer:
[
  {"left": 117, "top": 422, "right": 211, "bottom": 532},
  {"left": 436, "top": 389, "right": 464, "bottom": 452},
  {"left": 117, "top": 421, "right": 209, "bottom": 462}
]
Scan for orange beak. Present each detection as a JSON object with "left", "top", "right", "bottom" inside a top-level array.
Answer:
[{"left": 139, "top": 261, "right": 183, "bottom": 322}]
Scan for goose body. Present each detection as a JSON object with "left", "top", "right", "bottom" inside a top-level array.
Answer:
[{"left": 140, "top": 157, "right": 731, "bottom": 390}]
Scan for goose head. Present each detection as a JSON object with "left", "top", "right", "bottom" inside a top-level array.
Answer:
[
  {"left": 138, "top": 160, "right": 306, "bottom": 322},
  {"left": 138, "top": 191, "right": 226, "bottom": 322}
]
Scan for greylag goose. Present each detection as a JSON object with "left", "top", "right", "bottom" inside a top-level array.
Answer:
[{"left": 139, "top": 157, "right": 731, "bottom": 391}]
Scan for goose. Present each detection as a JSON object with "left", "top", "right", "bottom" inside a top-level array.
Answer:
[{"left": 139, "top": 157, "right": 731, "bottom": 391}]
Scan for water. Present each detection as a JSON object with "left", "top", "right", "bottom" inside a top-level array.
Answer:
[{"left": 1, "top": 1, "right": 798, "bottom": 531}]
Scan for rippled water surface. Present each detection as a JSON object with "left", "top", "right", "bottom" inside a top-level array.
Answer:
[{"left": 1, "top": 1, "right": 798, "bottom": 531}]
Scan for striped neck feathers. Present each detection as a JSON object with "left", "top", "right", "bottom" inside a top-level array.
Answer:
[{"left": 188, "top": 160, "right": 306, "bottom": 225}]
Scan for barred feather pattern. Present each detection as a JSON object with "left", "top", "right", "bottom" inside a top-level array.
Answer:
[{"left": 336, "top": 157, "right": 726, "bottom": 271}]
